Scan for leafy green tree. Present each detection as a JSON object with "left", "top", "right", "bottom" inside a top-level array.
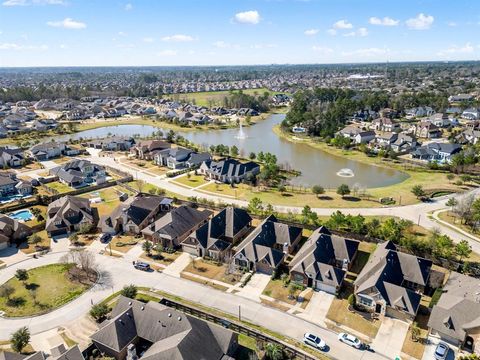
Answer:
[
  {"left": 230, "top": 145, "right": 239, "bottom": 158},
  {"left": 411, "top": 185, "right": 426, "bottom": 199},
  {"left": 120, "top": 285, "right": 138, "bottom": 299},
  {"left": 411, "top": 322, "right": 421, "bottom": 342},
  {"left": 90, "top": 303, "right": 109, "bottom": 322},
  {"left": 312, "top": 185, "right": 325, "bottom": 198},
  {"left": 28, "top": 234, "right": 42, "bottom": 247},
  {"left": 336, "top": 184, "right": 350, "bottom": 198},
  {"left": 69, "top": 233, "right": 79, "bottom": 244},
  {"left": 10, "top": 327, "right": 30, "bottom": 353},
  {"left": 0, "top": 284, "right": 15, "bottom": 300},
  {"left": 264, "top": 343, "right": 283, "bottom": 360},
  {"left": 15, "top": 269, "right": 29, "bottom": 286},
  {"left": 455, "top": 240, "right": 472, "bottom": 262},
  {"left": 249, "top": 152, "right": 256, "bottom": 160},
  {"left": 446, "top": 197, "right": 457, "bottom": 212},
  {"left": 248, "top": 197, "right": 263, "bottom": 214},
  {"left": 142, "top": 240, "right": 153, "bottom": 256}
]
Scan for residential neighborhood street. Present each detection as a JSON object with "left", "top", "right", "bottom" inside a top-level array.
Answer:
[{"left": 0, "top": 247, "right": 391, "bottom": 360}]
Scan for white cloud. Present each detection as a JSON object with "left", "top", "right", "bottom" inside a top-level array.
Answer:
[
  {"left": 438, "top": 43, "right": 475, "bottom": 56},
  {"left": 213, "top": 41, "right": 240, "bottom": 49},
  {"left": 115, "top": 43, "right": 135, "bottom": 49},
  {"left": 369, "top": 16, "right": 399, "bottom": 26},
  {"left": 312, "top": 46, "right": 333, "bottom": 55},
  {"left": 142, "top": 37, "right": 154, "bottom": 43},
  {"left": 0, "top": 42, "right": 48, "bottom": 50},
  {"left": 118, "top": 31, "right": 127, "bottom": 36},
  {"left": 234, "top": 10, "right": 260, "bottom": 24},
  {"left": 357, "top": 27, "right": 368, "bottom": 37},
  {"left": 333, "top": 19, "right": 353, "bottom": 29},
  {"left": 157, "top": 49, "right": 177, "bottom": 56},
  {"left": 343, "top": 27, "right": 368, "bottom": 37},
  {"left": 251, "top": 43, "right": 277, "bottom": 49},
  {"left": 447, "top": 21, "right": 457, "bottom": 27},
  {"left": 124, "top": 3, "right": 132, "bottom": 10},
  {"left": 304, "top": 28, "right": 319, "bottom": 36},
  {"left": 59, "top": 44, "right": 67, "bottom": 49},
  {"left": 327, "top": 29, "right": 337, "bottom": 36},
  {"left": 342, "top": 47, "right": 389, "bottom": 57},
  {"left": 3, "top": 0, "right": 64, "bottom": 5},
  {"left": 406, "top": 13, "right": 434, "bottom": 30},
  {"left": 47, "top": 18, "right": 86, "bottom": 29},
  {"left": 161, "top": 34, "right": 194, "bottom": 42}
]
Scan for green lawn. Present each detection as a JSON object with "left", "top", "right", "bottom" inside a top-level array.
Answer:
[
  {"left": 172, "top": 174, "right": 209, "bottom": 188},
  {"left": 80, "top": 186, "right": 126, "bottom": 217},
  {"left": 0, "top": 263, "right": 90, "bottom": 317},
  {"left": 171, "top": 88, "right": 281, "bottom": 107},
  {"left": 44, "top": 181, "right": 73, "bottom": 194}
]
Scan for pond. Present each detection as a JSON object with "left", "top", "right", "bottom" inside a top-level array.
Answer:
[{"left": 56, "top": 114, "right": 408, "bottom": 188}]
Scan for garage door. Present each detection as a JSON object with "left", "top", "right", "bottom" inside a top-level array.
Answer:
[
  {"left": 182, "top": 245, "right": 198, "bottom": 256},
  {"left": 256, "top": 262, "right": 273, "bottom": 275},
  {"left": 314, "top": 281, "right": 336, "bottom": 294}
]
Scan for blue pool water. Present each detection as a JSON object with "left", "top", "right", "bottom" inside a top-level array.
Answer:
[{"left": 9, "top": 210, "right": 34, "bottom": 221}]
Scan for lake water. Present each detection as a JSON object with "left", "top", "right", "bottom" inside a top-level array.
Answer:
[{"left": 57, "top": 114, "right": 408, "bottom": 188}]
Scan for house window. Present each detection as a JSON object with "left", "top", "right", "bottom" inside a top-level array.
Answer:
[{"left": 358, "top": 295, "right": 373, "bottom": 307}]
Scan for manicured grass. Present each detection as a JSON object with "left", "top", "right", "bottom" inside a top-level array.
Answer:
[
  {"left": 172, "top": 174, "right": 209, "bottom": 188},
  {"left": 326, "top": 298, "right": 381, "bottom": 339},
  {"left": 262, "top": 279, "right": 304, "bottom": 305},
  {"left": 180, "top": 273, "right": 229, "bottom": 291},
  {"left": 171, "top": 88, "right": 279, "bottom": 107},
  {"left": 140, "top": 251, "right": 181, "bottom": 266},
  {"left": 107, "top": 235, "right": 139, "bottom": 253},
  {"left": 438, "top": 210, "right": 476, "bottom": 236},
  {"left": 80, "top": 186, "right": 129, "bottom": 217},
  {"left": 19, "top": 230, "right": 50, "bottom": 254},
  {"left": 200, "top": 182, "right": 249, "bottom": 198},
  {"left": 44, "top": 181, "right": 73, "bottom": 194},
  {"left": 144, "top": 167, "right": 169, "bottom": 177},
  {"left": 183, "top": 259, "right": 241, "bottom": 284},
  {"left": 0, "top": 263, "right": 90, "bottom": 317}
]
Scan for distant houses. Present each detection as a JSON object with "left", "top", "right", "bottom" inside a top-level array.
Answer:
[
  {"left": 28, "top": 142, "right": 80, "bottom": 161},
  {"left": 411, "top": 143, "right": 462, "bottom": 164},
  {"left": 0, "top": 214, "right": 32, "bottom": 250},
  {"left": 84, "top": 137, "right": 135, "bottom": 151},
  {"left": 153, "top": 148, "right": 211, "bottom": 170},
  {"left": 130, "top": 140, "right": 171, "bottom": 160}
]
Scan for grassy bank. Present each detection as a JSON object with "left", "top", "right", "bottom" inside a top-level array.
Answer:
[{"left": 273, "top": 125, "right": 469, "bottom": 206}]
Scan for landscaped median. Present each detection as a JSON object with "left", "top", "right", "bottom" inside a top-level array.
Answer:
[{"left": 0, "top": 263, "right": 95, "bottom": 317}]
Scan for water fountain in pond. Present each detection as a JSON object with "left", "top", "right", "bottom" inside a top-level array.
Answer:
[
  {"left": 336, "top": 168, "right": 355, "bottom": 178},
  {"left": 235, "top": 119, "right": 247, "bottom": 139}
]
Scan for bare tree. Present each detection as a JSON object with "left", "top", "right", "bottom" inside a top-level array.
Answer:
[{"left": 454, "top": 195, "right": 475, "bottom": 224}]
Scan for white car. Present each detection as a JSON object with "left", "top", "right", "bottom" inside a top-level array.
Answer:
[
  {"left": 303, "top": 333, "right": 326, "bottom": 350},
  {"left": 338, "top": 333, "right": 362, "bottom": 349}
]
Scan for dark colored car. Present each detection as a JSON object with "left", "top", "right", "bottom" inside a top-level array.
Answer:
[
  {"left": 134, "top": 261, "right": 151, "bottom": 271},
  {"left": 100, "top": 233, "right": 112, "bottom": 243}
]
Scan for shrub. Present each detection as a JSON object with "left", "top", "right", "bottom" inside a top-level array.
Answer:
[
  {"left": 90, "top": 303, "right": 109, "bottom": 322},
  {"left": 120, "top": 284, "right": 138, "bottom": 299}
]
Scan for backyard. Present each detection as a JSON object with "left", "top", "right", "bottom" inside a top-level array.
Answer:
[
  {"left": 43, "top": 181, "right": 73, "bottom": 194},
  {"left": 0, "top": 263, "right": 91, "bottom": 317}
]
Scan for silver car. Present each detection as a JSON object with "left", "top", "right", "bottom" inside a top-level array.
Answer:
[
  {"left": 303, "top": 333, "right": 326, "bottom": 350},
  {"left": 434, "top": 343, "right": 449, "bottom": 360},
  {"left": 338, "top": 332, "right": 362, "bottom": 349}
]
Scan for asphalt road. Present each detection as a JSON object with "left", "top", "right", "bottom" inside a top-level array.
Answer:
[{"left": 0, "top": 250, "right": 389, "bottom": 360}]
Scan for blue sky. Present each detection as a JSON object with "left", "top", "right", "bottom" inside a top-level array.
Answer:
[{"left": 0, "top": 0, "right": 479, "bottom": 67}]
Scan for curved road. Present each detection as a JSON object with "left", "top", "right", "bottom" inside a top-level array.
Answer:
[
  {"left": 0, "top": 250, "right": 387, "bottom": 360},
  {"left": 90, "top": 151, "right": 480, "bottom": 253}
]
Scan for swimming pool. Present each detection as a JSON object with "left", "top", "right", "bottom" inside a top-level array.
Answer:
[
  {"left": 0, "top": 194, "right": 31, "bottom": 204},
  {"left": 9, "top": 209, "right": 34, "bottom": 222}
]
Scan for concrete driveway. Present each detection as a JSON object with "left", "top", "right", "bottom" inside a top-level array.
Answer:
[
  {"left": 236, "top": 273, "right": 271, "bottom": 301},
  {"left": 297, "top": 291, "right": 334, "bottom": 326},
  {"left": 371, "top": 317, "right": 409, "bottom": 356},
  {"left": 422, "top": 336, "right": 456, "bottom": 360},
  {"left": 162, "top": 252, "right": 193, "bottom": 277}
]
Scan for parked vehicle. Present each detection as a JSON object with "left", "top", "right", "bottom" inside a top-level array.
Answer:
[
  {"left": 434, "top": 343, "right": 449, "bottom": 360},
  {"left": 133, "top": 261, "right": 151, "bottom": 271},
  {"left": 303, "top": 333, "right": 326, "bottom": 350},
  {"left": 100, "top": 233, "right": 112, "bottom": 243},
  {"left": 338, "top": 333, "right": 362, "bottom": 349}
]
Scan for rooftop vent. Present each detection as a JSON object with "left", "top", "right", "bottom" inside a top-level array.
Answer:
[
  {"left": 178, "top": 316, "right": 182, "bottom": 321},
  {"left": 141, "top": 306, "right": 145, "bottom": 310},
  {"left": 167, "top": 313, "right": 172, "bottom": 317},
  {"left": 128, "top": 302, "right": 132, "bottom": 305}
]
